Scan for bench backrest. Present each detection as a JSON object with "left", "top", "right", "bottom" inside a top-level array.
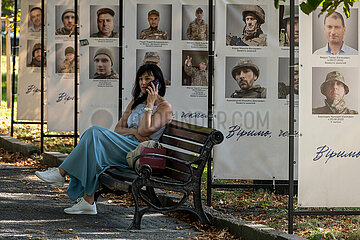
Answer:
[{"left": 159, "top": 120, "right": 224, "bottom": 182}]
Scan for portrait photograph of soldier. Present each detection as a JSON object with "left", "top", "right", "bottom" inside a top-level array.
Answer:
[
  {"left": 279, "top": 5, "right": 299, "bottom": 47},
  {"left": 182, "top": 50, "right": 208, "bottom": 86},
  {"left": 312, "top": 9, "right": 358, "bottom": 55},
  {"left": 312, "top": 68, "right": 358, "bottom": 114},
  {"left": 55, "top": 6, "right": 79, "bottom": 36},
  {"left": 89, "top": 47, "right": 119, "bottom": 79},
  {"left": 90, "top": 6, "right": 119, "bottom": 38},
  {"left": 182, "top": 5, "right": 209, "bottom": 41},
  {"left": 27, "top": 41, "right": 46, "bottom": 68},
  {"left": 28, "top": 6, "right": 43, "bottom": 33},
  {"left": 136, "top": 49, "right": 171, "bottom": 85},
  {"left": 278, "top": 57, "right": 299, "bottom": 99},
  {"left": 226, "top": 4, "right": 267, "bottom": 47},
  {"left": 137, "top": 4, "right": 172, "bottom": 40},
  {"left": 225, "top": 57, "right": 267, "bottom": 98},
  {"left": 56, "top": 44, "right": 79, "bottom": 74}
]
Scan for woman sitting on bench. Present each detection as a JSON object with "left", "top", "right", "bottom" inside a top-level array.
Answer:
[{"left": 35, "top": 64, "right": 173, "bottom": 215}]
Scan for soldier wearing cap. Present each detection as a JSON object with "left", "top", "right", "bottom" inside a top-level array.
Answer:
[
  {"left": 314, "top": 11, "right": 357, "bottom": 55},
  {"left": 28, "top": 43, "right": 46, "bottom": 67},
  {"left": 142, "top": 52, "right": 171, "bottom": 85},
  {"left": 57, "top": 46, "right": 78, "bottom": 73},
  {"left": 278, "top": 64, "right": 299, "bottom": 99},
  {"left": 93, "top": 47, "right": 119, "bottom": 79},
  {"left": 230, "top": 59, "right": 266, "bottom": 98},
  {"left": 56, "top": 9, "right": 78, "bottom": 35},
  {"left": 90, "top": 8, "right": 119, "bottom": 38},
  {"left": 139, "top": 9, "right": 168, "bottom": 40},
  {"left": 184, "top": 55, "right": 208, "bottom": 86},
  {"left": 186, "top": 7, "right": 208, "bottom": 41},
  {"left": 29, "top": 7, "right": 42, "bottom": 32},
  {"left": 312, "top": 71, "right": 357, "bottom": 114},
  {"left": 279, "top": 5, "right": 299, "bottom": 47},
  {"left": 226, "top": 5, "right": 267, "bottom": 46}
]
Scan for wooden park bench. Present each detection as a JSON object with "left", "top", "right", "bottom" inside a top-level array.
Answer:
[{"left": 95, "top": 120, "right": 224, "bottom": 229}]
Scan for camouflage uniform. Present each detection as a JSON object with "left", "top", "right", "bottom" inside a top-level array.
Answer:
[
  {"left": 57, "top": 60, "right": 77, "bottom": 73},
  {"left": 231, "top": 85, "right": 266, "bottom": 98},
  {"left": 184, "top": 64, "right": 208, "bottom": 86},
  {"left": 312, "top": 71, "right": 357, "bottom": 114},
  {"left": 55, "top": 27, "right": 73, "bottom": 35},
  {"left": 186, "top": 19, "right": 208, "bottom": 41},
  {"left": 94, "top": 70, "right": 119, "bottom": 79},
  {"left": 90, "top": 31, "right": 119, "bottom": 38},
  {"left": 278, "top": 82, "right": 290, "bottom": 99},
  {"left": 140, "top": 27, "right": 168, "bottom": 40}
]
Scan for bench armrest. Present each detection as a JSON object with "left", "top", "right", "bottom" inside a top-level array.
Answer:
[{"left": 132, "top": 153, "right": 194, "bottom": 182}]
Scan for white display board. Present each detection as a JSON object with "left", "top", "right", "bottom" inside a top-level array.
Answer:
[
  {"left": 79, "top": 0, "right": 120, "bottom": 134},
  {"left": 213, "top": 0, "right": 299, "bottom": 180},
  {"left": 17, "top": 0, "right": 47, "bottom": 121},
  {"left": 46, "top": 0, "right": 77, "bottom": 131},
  {"left": 299, "top": 6, "right": 360, "bottom": 207},
  {"left": 124, "top": 0, "right": 210, "bottom": 127}
]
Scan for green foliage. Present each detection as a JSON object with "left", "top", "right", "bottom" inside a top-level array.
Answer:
[{"left": 274, "top": 0, "right": 358, "bottom": 18}]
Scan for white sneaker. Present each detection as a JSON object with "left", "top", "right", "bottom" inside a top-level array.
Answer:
[
  {"left": 35, "top": 167, "right": 65, "bottom": 187},
  {"left": 64, "top": 197, "right": 97, "bottom": 215}
]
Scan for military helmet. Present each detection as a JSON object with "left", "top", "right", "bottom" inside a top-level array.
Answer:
[
  {"left": 242, "top": 5, "right": 265, "bottom": 25},
  {"left": 198, "top": 56, "right": 208, "bottom": 65},
  {"left": 320, "top": 71, "right": 349, "bottom": 95},
  {"left": 32, "top": 43, "right": 41, "bottom": 57},
  {"left": 94, "top": 47, "right": 114, "bottom": 65},
  {"left": 282, "top": 5, "right": 299, "bottom": 20},
  {"left": 232, "top": 59, "right": 259, "bottom": 80},
  {"left": 143, "top": 51, "right": 160, "bottom": 64}
]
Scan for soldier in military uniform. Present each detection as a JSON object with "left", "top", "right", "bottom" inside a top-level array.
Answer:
[
  {"left": 278, "top": 64, "right": 299, "bottom": 99},
  {"left": 279, "top": 5, "right": 299, "bottom": 47},
  {"left": 312, "top": 71, "right": 357, "bottom": 114},
  {"left": 93, "top": 47, "right": 119, "bottom": 79},
  {"left": 184, "top": 55, "right": 208, "bottom": 86},
  {"left": 186, "top": 7, "right": 208, "bottom": 41},
  {"left": 226, "top": 5, "right": 267, "bottom": 46},
  {"left": 230, "top": 59, "right": 266, "bottom": 98},
  {"left": 57, "top": 46, "right": 78, "bottom": 73},
  {"left": 142, "top": 51, "right": 171, "bottom": 85},
  {"left": 139, "top": 9, "right": 168, "bottom": 40},
  {"left": 28, "top": 43, "right": 46, "bottom": 67},
  {"left": 56, "top": 9, "right": 78, "bottom": 35},
  {"left": 90, "top": 8, "right": 119, "bottom": 38}
]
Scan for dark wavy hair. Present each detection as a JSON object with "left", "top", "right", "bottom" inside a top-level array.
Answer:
[{"left": 131, "top": 64, "right": 166, "bottom": 110}]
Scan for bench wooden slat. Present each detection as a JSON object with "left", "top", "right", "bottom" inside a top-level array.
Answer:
[
  {"left": 99, "top": 172, "right": 131, "bottom": 193},
  {"left": 166, "top": 160, "right": 191, "bottom": 174},
  {"left": 163, "top": 168, "right": 191, "bottom": 182},
  {"left": 162, "top": 128, "right": 208, "bottom": 144},
  {"left": 165, "top": 148, "right": 196, "bottom": 163},
  {"left": 168, "top": 120, "right": 214, "bottom": 135},
  {"left": 106, "top": 167, "right": 138, "bottom": 182},
  {"left": 161, "top": 136, "right": 202, "bottom": 153}
]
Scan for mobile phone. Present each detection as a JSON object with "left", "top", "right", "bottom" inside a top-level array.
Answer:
[{"left": 148, "top": 79, "right": 162, "bottom": 90}]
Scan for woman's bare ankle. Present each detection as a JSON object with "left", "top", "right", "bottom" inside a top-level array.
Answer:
[
  {"left": 58, "top": 167, "right": 66, "bottom": 177},
  {"left": 84, "top": 194, "right": 95, "bottom": 205}
]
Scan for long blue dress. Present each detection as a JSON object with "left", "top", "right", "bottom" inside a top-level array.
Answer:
[{"left": 59, "top": 103, "right": 166, "bottom": 201}]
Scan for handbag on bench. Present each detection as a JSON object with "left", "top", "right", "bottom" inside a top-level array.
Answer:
[{"left": 126, "top": 140, "right": 166, "bottom": 174}]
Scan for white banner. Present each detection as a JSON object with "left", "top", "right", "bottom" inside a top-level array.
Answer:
[
  {"left": 46, "top": 0, "right": 78, "bottom": 131},
  {"left": 299, "top": 7, "right": 360, "bottom": 207},
  {"left": 17, "top": 0, "right": 47, "bottom": 121},
  {"left": 79, "top": 0, "right": 120, "bottom": 134},
  {"left": 213, "top": 0, "right": 299, "bottom": 180},
  {"left": 124, "top": 0, "right": 210, "bottom": 127}
]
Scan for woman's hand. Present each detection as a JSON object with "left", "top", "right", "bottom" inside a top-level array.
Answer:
[
  {"left": 146, "top": 82, "right": 159, "bottom": 108},
  {"left": 134, "top": 132, "right": 150, "bottom": 142}
]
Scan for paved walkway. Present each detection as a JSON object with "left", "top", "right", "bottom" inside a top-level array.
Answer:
[{"left": 0, "top": 163, "right": 200, "bottom": 239}]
